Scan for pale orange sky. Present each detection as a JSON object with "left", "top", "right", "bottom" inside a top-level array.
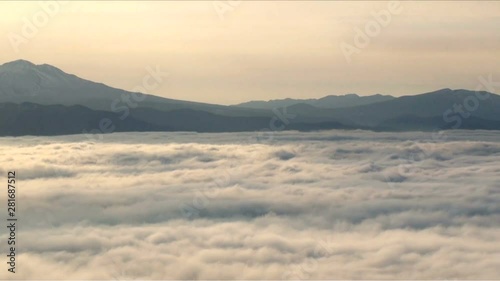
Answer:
[{"left": 1, "top": 1, "right": 499, "bottom": 104}]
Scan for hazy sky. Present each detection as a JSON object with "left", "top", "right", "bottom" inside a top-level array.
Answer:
[{"left": 0, "top": 1, "right": 499, "bottom": 104}]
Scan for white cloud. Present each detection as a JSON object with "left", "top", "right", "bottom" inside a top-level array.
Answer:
[{"left": 0, "top": 130, "right": 499, "bottom": 279}]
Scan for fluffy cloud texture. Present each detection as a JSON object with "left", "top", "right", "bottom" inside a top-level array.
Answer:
[{"left": 0, "top": 130, "right": 499, "bottom": 279}]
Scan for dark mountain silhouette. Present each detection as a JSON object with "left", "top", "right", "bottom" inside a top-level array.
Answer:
[
  {"left": 0, "top": 60, "right": 499, "bottom": 136},
  {"left": 325, "top": 88, "right": 500, "bottom": 127},
  {"left": 0, "top": 103, "right": 166, "bottom": 136},
  {"left": 235, "top": 94, "right": 394, "bottom": 109},
  {"left": 0, "top": 60, "right": 267, "bottom": 117}
]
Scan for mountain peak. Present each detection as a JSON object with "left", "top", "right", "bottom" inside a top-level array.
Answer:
[
  {"left": 418, "top": 88, "right": 476, "bottom": 98},
  {"left": 0, "top": 59, "right": 73, "bottom": 78},
  {"left": 0, "top": 60, "right": 85, "bottom": 100},
  {"left": 319, "top": 93, "right": 358, "bottom": 99},
  {"left": 1, "top": 59, "right": 36, "bottom": 68},
  {"left": 432, "top": 88, "right": 453, "bottom": 94}
]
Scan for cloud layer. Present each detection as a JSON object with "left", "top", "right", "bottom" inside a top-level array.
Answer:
[{"left": 0, "top": 130, "right": 499, "bottom": 279}]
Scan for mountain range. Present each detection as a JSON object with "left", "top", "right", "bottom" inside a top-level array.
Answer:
[
  {"left": 234, "top": 94, "right": 394, "bottom": 109},
  {"left": 1, "top": 59, "right": 499, "bottom": 136}
]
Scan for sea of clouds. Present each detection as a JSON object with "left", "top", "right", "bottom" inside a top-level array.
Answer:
[{"left": 0, "top": 130, "right": 499, "bottom": 279}]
